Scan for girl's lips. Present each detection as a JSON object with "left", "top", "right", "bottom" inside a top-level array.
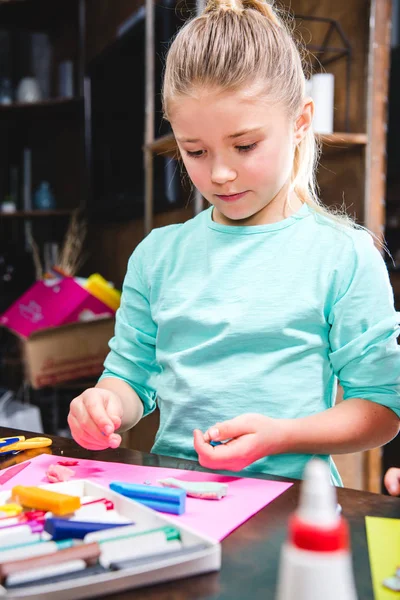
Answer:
[{"left": 216, "top": 191, "right": 248, "bottom": 202}]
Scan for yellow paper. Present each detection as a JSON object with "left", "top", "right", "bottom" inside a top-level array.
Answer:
[{"left": 365, "top": 516, "right": 400, "bottom": 599}]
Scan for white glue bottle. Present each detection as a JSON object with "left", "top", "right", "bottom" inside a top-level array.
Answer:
[{"left": 275, "top": 458, "right": 358, "bottom": 600}]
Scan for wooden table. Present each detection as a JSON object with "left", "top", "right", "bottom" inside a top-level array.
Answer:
[{"left": 0, "top": 426, "right": 399, "bottom": 599}]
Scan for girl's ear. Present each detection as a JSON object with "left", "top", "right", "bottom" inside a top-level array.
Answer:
[{"left": 294, "top": 98, "right": 314, "bottom": 145}]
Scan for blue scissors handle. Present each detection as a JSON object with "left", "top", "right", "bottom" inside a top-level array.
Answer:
[{"left": 0, "top": 437, "right": 25, "bottom": 449}]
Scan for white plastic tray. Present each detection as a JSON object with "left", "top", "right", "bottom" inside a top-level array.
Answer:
[{"left": 0, "top": 479, "right": 221, "bottom": 600}]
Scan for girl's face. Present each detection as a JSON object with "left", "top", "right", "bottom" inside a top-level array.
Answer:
[{"left": 170, "top": 85, "right": 312, "bottom": 226}]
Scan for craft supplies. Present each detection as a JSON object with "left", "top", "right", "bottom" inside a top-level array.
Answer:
[
  {"left": 5, "top": 563, "right": 108, "bottom": 589},
  {"left": 10, "top": 453, "right": 292, "bottom": 542},
  {"left": 365, "top": 516, "right": 400, "bottom": 600},
  {"left": 85, "top": 524, "right": 180, "bottom": 544},
  {"left": 159, "top": 477, "right": 228, "bottom": 500},
  {"left": 0, "top": 541, "right": 100, "bottom": 582},
  {"left": 0, "top": 437, "right": 52, "bottom": 456},
  {"left": 0, "top": 503, "right": 23, "bottom": 517},
  {"left": 109, "top": 482, "right": 186, "bottom": 515},
  {"left": 0, "top": 437, "right": 25, "bottom": 449},
  {"left": 382, "top": 566, "right": 400, "bottom": 591},
  {"left": 0, "top": 479, "right": 220, "bottom": 597},
  {"left": 44, "top": 518, "right": 133, "bottom": 541},
  {"left": 110, "top": 543, "right": 208, "bottom": 571},
  {"left": 11, "top": 486, "right": 81, "bottom": 515},
  {"left": 98, "top": 530, "right": 182, "bottom": 568},
  {"left": 81, "top": 497, "right": 114, "bottom": 510},
  {"left": 0, "top": 462, "right": 31, "bottom": 485},
  {"left": 0, "top": 538, "right": 74, "bottom": 563},
  {"left": 0, "top": 525, "right": 41, "bottom": 546},
  {"left": 46, "top": 463, "right": 75, "bottom": 483},
  {"left": 57, "top": 460, "right": 79, "bottom": 467}
]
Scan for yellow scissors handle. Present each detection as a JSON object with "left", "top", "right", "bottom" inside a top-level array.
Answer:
[{"left": 0, "top": 437, "right": 53, "bottom": 453}]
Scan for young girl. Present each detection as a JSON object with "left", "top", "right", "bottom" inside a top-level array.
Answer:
[{"left": 68, "top": 0, "right": 400, "bottom": 484}]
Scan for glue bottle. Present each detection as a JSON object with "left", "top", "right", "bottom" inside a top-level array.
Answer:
[{"left": 275, "top": 458, "right": 358, "bottom": 600}]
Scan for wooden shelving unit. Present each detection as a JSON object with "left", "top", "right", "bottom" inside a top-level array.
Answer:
[
  {"left": 0, "top": 0, "right": 87, "bottom": 315},
  {"left": 318, "top": 132, "right": 368, "bottom": 145}
]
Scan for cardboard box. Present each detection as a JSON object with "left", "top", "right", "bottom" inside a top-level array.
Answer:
[
  {"left": 20, "top": 317, "right": 115, "bottom": 389},
  {"left": 0, "top": 278, "right": 116, "bottom": 389}
]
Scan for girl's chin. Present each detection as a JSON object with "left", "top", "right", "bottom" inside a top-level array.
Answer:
[{"left": 213, "top": 203, "right": 261, "bottom": 223}]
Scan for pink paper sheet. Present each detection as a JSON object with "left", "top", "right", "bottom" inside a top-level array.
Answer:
[{"left": 1, "top": 454, "right": 292, "bottom": 541}]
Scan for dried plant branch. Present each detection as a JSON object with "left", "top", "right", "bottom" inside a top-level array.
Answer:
[
  {"left": 57, "top": 210, "right": 87, "bottom": 276},
  {"left": 26, "top": 229, "right": 43, "bottom": 281}
]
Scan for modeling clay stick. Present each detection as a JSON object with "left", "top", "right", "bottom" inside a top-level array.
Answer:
[
  {"left": 5, "top": 563, "right": 108, "bottom": 589},
  {"left": 0, "top": 541, "right": 100, "bottom": 582},
  {"left": 158, "top": 477, "right": 228, "bottom": 499},
  {"left": 11, "top": 486, "right": 80, "bottom": 516}
]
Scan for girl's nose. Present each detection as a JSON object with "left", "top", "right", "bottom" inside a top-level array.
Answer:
[{"left": 211, "top": 162, "right": 237, "bottom": 185}]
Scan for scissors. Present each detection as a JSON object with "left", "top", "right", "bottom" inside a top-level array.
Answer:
[
  {"left": 0, "top": 437, "right": 52, "bottom": 455},
  {"left": 0, "top": 436, "right": 25, "bottom": 449}
]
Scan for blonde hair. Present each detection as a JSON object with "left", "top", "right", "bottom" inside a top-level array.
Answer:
[{"left": 162, "top": 0, "right": 356, "bottom": 227}]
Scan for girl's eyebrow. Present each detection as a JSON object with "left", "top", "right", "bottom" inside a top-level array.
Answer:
[
  {"left": 227, "top": 127, "right": 263, "bottom": 139},
  {"left": 177, "top": 127, "right": 264, "bottom": 144},
  {"left": 177, "top": 137, "right": 201, "bottom": 143}
]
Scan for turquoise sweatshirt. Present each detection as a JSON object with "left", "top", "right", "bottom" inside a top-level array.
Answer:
[{"left": 101, "top": 204, "right": 400, "bottom": 483}]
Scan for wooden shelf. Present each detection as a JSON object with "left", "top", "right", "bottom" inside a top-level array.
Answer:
[
  {"left": 146, "top": 133, "right": 177, "bottom": 156},
  {"left": 0, "top": 210, "right": 74, "bottom": 219},
  {"left": 317, "top": 132, "right": 368, "bottom": 146},
  {"left": 147, "top": 131, "right": 368, "bottom": 157}
]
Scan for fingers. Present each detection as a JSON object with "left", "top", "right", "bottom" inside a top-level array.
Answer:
[
  {"left": 384, "top": 468, "right": 400, "bottom": 496},
  {"left": 204, "top": 415, "right": 255, "bottom": 443},
  {"left": 193, "top": 429, "right": 253, "bottom": 471},
  {"left": 68, "top": 411, "right": 122, "bottom": 450},
  {"left": 68, "top": 388, "right": 123, "bottom": 450},
  {"left": 81, "top": 391, "right": 117, "bottom": 435},
  {"left": 68, "top": 413, "right": 109, "bottom": 450}
]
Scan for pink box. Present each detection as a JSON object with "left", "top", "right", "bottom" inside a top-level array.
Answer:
[{"left": 0, "top": 278, "right": 114, "bottom": 339}]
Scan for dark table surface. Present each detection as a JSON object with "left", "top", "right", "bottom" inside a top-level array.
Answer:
[{"left": 0, "top": 426, "right": 398, "bottom": 599}]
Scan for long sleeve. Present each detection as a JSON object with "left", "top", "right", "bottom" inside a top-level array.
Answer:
[
  {"left": 100, "top": 241, "right": 159, "bottom": 416},
  {"left": 328, "top": 230, "right": 400, "bottom": 416}
]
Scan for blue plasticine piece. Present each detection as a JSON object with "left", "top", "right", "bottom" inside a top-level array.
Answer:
[
  {"left": 135, "top": 497, "right": 186, "bottom": 515},
  {"left": 44, "top": 518, "right": 132, "bottom": 541},
  {"left": 109, "top": 481, "right": 186, "bottom": 515}
]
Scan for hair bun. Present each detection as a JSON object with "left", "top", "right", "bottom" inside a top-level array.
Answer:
[{"left": 205, "top": 0, "right": 281, "bottom": 25}]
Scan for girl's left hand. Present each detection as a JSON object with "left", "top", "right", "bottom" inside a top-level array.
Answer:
[
  {"left": 193, "top": 413, "right": 285, "bottom": 471},
  {"left": 384, "top": 467, "right": 400, "bottom": 496}
]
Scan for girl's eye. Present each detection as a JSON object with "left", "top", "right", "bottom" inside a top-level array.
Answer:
[
  {"left": 237, "top": 143, "right": 257, "bottom": 152},
  {"left": 186, "top": 150, "right": 204, "bottom": 158}
]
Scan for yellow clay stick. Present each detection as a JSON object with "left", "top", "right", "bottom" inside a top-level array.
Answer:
[
  {"left": 0, "top": 504, "right": 23, "bottom": 518},
  {"left": 11, "top": 486, "right": 80, "bottom": 516}
]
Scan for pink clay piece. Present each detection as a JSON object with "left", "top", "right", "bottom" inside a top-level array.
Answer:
[{"left": 46, "top": 463, "right": 75, "bottom": 483}]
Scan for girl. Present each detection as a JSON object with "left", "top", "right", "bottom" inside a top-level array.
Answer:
[{"left": 68, "top": 0, "right": 400, "bottom": 483}]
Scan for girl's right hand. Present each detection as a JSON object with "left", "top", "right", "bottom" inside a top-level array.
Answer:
[{"left": 68, "top": 387, "right": 123, "bottom": 450}]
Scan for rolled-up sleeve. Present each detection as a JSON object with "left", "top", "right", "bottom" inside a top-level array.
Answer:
[
  {"left": 328, "top": 231, "right": 400, "bottom": 416},
  {"left": 99, "top": 242, "right": 159, "bottom": 416}
]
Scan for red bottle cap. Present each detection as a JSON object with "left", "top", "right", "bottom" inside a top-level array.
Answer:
[{"left": 289, "top": 513, "right": 349, "bottom": 552}]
